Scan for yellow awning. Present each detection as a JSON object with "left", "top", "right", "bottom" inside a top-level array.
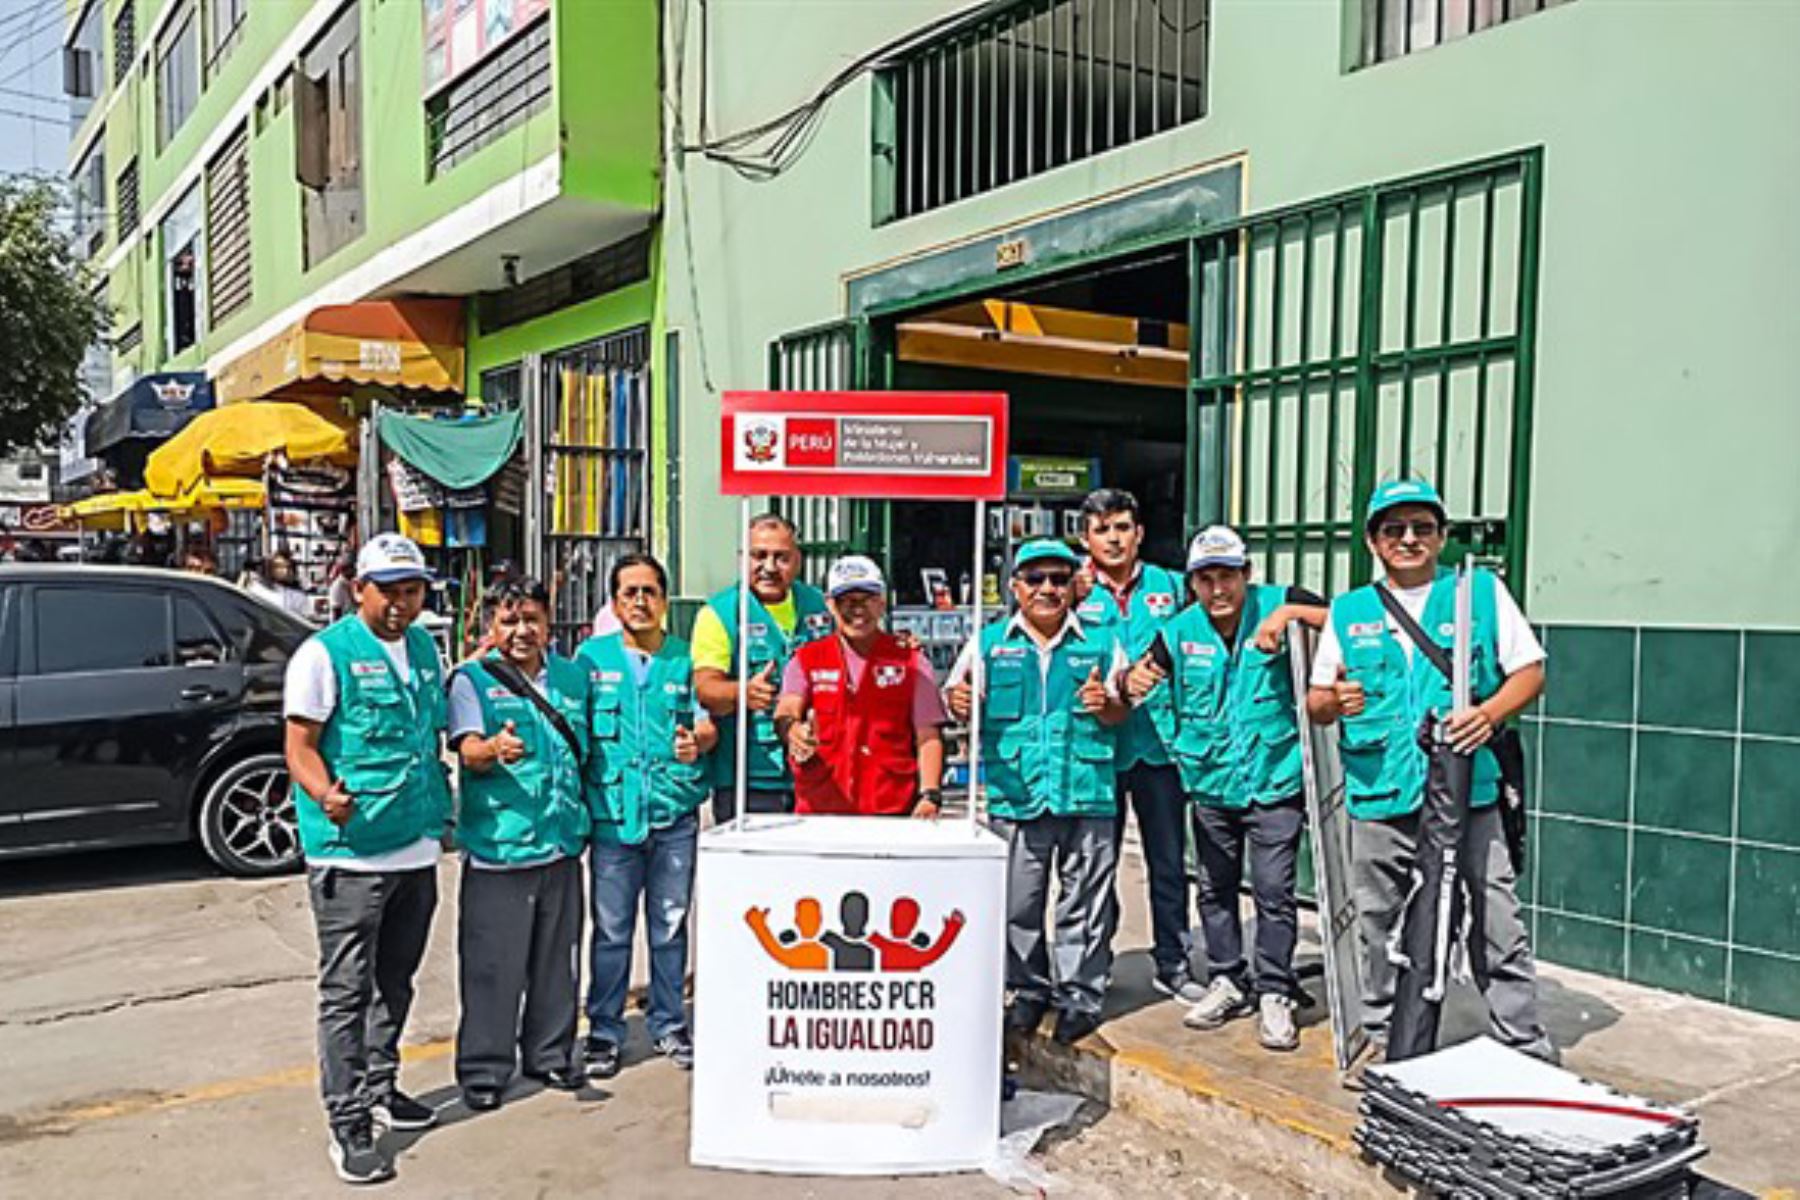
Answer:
[
  {"left": 62, "top": 479, "right": 269, "bottom": 529},
  {"left": 214, "top": 299, "right": 465, "bottom": 405},
  {"left": 145, "top": 402, "right": 355, "bottom": 497},
  {"left": 63, "top": 492, "right": 152, "bottom": 529}
]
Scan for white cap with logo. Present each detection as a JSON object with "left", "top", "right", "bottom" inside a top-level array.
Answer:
[
  {"left": 356, "top": 533, "right": 432, "bottom": 584},
  {"left": 827, "top": 555, "right": 886, "bottom": 598},
  {"left": 1185, "top": 525, "right": 1249, "bottom": 572}
]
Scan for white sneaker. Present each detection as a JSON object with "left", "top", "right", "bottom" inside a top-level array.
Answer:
[
  {"left": 1182, "top": 976, "right": 1251, "bottom": 1030},
  {"left": 1257, "top": 993, "right": 1299, "bottom": 1051}
]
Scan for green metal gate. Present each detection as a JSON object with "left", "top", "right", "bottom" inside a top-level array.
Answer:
[
  {"left": 766, "top": 321, "right": 890, "bottom": 585},
  {"left": 1190, "top": 150, "right": 1542, "bottom": 591}
]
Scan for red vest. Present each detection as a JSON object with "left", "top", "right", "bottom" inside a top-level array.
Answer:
[{"left": 791, "top": 633, "right": 920, "bottom": 816}]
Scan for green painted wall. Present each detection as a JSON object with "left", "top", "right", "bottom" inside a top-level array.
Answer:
[
  {"left": 465, "top": 278, "right": 657, "bottom": 383},
  {"left": 662, "top": 0, "right": 1800, "bottom": 631},
  {"left": 95, "top": 0, "right": 659, "bottom": 375}
]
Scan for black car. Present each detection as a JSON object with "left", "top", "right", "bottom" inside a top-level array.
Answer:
[{"left": 0, "top": 565, "right": 312, "bottom": 876}]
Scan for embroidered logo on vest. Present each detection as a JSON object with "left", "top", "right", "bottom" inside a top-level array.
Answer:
[
  {"left": 1145, "top": 593, "right": 1176, "bottom": 615},
  {"left": 349, "top": 661, "right": 389, "bottom": 677},
  {"left": 873, "top": 664, "right": 906, "bottom": 688}
]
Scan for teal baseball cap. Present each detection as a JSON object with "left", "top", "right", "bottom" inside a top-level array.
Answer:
[
  {"left": 1012, "top": 539, "right": 1080, "bottom": 572},
  {"left": 1364, "top": 478, "right": 1447, "bottom": 530}
]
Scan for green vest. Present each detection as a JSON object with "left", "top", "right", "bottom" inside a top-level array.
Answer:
[
  {"left": 1076, "top": 562, "right": 1183, "bottom": 771},
  {"left": 294, "top": 617, "right": 450, "bottom": 861},
  {"left": 579, "top": 632, "right": 712, "bottom": 845},
  {"left": 978, "top": 619, "right": 1119, "bottom": 822},
  {"left": 1331, "top": 569, "right": 1505, "bottom": 821},
  {"left": 452, "top": 654, "right": 591, "bottom": 864},
  {"left": 1156, "top": 585, "right": 1304, "bottom": 809},
  {"left": 704, "top": 582, "right": 832, "bottom": 790}
]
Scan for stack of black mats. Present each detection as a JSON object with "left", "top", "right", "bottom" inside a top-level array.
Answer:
[{"left": 1355, "top": 1038, "right": 1706, "bottom": 1199}]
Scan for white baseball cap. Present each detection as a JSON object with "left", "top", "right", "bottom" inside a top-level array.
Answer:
[
  {"left": 827, "top": 555, "right": 885, "bottom": 598},
  {"left": 1185, "top": 525, "right": 1249, "bottom": 572},
  {"left": 356, "top": 533, "right": 432, "bottom": 584}
]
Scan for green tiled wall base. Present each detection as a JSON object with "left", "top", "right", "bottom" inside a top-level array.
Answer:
[{"left": 1521, "top": 623, "right": 1800, "bottom": 1023}]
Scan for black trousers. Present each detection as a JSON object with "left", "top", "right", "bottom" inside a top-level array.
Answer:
[
  {"left": 308, "top": 864, "right": 438, "bottom": 1134},
  {"left": 1192, "top": 795, "right": 1305, "bottom": 996}
]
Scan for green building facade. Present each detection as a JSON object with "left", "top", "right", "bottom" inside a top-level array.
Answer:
[
  {"left": 68, "top": 0, "right": 663, "bottom": 635},
  {"left": 660, "top": 0, "right": 1800, "bottom": 1017}
]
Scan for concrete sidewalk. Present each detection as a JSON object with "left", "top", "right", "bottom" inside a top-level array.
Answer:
[{"left": 1013, "top": 840, "right": 1800, "bottom": 1197}]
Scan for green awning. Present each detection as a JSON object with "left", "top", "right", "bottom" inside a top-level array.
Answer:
[{"left": 377, "top": 409, "right": 523, "bottom": 490}]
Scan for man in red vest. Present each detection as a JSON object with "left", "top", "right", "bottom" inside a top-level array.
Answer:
[{"left": 775, "top": 556, "right": 948, "bottom": 817}]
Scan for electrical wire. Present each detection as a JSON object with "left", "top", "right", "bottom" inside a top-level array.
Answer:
[{"left": 685, "top": 0, "right": 1209, "bottom": 184}]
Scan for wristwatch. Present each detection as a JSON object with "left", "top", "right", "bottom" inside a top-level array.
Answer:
[{"left": 917, "top": 788, "right": 943, "bottom": 807}]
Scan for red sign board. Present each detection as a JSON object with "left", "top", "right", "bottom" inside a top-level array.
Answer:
[{"left": 720, "top": 392, "right": 1008, "bottom": 501}]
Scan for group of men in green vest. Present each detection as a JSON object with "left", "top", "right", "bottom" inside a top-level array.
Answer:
[
  {"left": 285, "top": 535, "right": 715, "bottom": 1186},
  {"left": 284, "top": 475, "right": 1551, "bottom": 1182},
  {"left": 944, "top": 482, "right": 1552, "bottom": 1063}
]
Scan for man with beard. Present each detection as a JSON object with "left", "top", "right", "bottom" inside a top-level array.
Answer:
[
  {"left": 692, "top": 514, "right": 833, "bottom": 821},
  {"left": 447, "top": 577, "right": 591, "bottom": 1112},
  {"left": 283, "top": 534, "right": 450, "bottom": 1184}
]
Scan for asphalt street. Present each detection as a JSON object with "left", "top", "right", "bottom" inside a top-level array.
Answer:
[{"left": 0, "top": 843, "right": 1269, "bottom": 1198}]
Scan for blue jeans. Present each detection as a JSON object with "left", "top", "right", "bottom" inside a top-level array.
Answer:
[{"left": 586, "top": 813, "right": 698, "bottom": 1046}]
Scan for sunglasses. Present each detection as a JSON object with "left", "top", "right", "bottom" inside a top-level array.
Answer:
[
  {"left": 1376, "top": 520, "right": 1442, "bottom": 542},
  {"left": 1017, "top": 569, "right": 1074, "bottom": 589}
]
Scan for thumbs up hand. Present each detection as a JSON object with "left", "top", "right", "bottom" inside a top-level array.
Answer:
[
  {"left": 1125, "top": 654, "right": 1168, "bottom": 701},
  {"left": 746, "top": 661, "right": 779, "bottom": 712},
  {"left": 788, "top": 712, "right": 818, "bottom": 764},
  {"left": 1332, "top": 664, "right": 1366, "bottom": 718},
  {"left": 673, "top": 724, "right": 700, "bottom": 764},
  {"left": 491, "top": 719, "right": 528, "bottom": 764},
  {"left": 1078, "top": 664, "right": 1109, "bottom": 715}
]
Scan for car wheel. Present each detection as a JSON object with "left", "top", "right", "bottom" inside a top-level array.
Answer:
[{"left": 198, "top": 751, "right": 302, "bottom": 877}]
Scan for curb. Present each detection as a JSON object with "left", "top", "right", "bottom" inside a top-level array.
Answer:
[{"left": 1011, "top": 1028, "right": 1396, "bottom": 1197}]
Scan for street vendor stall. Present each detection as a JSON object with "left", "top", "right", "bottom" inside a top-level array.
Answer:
[{"left": 691, "top": 391, "right": 1010, "bottom": 1176}]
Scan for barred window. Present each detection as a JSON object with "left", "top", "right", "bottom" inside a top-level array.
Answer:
[
  {"left": 116, "top": 158, "right": 140, "bottom": 240},
  {"left": 879, "top": 0, "right": 1209, "bottom": 222},
  {"left": 1361, "top": 0, "right": 1573, "bottom": 66},
  {"left": 425, "top": 14, "right": 551, "bottom": 178},
  {"left": 476, "top": 231, "right": 652, "bottom": 334},
  {"left": 206, "top": 124, "right": 252, "bottom": 326},
  {"left": 113, "top": 1, "right": 135, "bottom": 85}
]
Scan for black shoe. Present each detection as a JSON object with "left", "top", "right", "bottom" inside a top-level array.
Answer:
[
  {"left": 1052, "top": 1009, "right": 1104, "bottom": 1046},
  {"left": 652, "top": 1027, "right": 694, "bottom": 1070},
  {"left": 372, "top": 1089, "right": 437, "bottom": 1132},
  {"left": 1004, "top": 997, "right": 1050, "bottom": 1034},
  {"left": 526, "top": 1066, "right": 585, "bottom": 1092},
  {"left": 462, "top": 1086, "right": 503, "bottom": 1113},
  {"left": 328, "top": 1121, "right": 394, "bottom": 1185},
  {"left": 584, "top": 1036, "right": 622, "bottom": 1080}
]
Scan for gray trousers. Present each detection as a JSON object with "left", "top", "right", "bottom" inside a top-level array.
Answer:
[
  {"left": 990, "top": 814, "right": 1120, "bottom": 1017},
  {"left": 455, "top": 855, "right": 583, "bottom": 1090},
  {"left": 1353, "top": 804, "right": 1553, "bottom": 1057},
  {"left": 307, "top": 864, "right": 438, "bottom": 1134}
]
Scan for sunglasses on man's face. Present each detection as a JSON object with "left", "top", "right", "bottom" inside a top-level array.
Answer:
[
  {"left": 1018, "top": 569, "right": 1074, "bottom": 589},
  {"left": 1376, "top": 520, "right": 1442, "bottom": 542}
]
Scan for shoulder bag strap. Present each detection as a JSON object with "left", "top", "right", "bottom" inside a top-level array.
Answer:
[{"left": 482, "top": 657, "right": 585, "bottom": 763}]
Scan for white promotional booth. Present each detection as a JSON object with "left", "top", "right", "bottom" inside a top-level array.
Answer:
[{"left": 691, "top": 391, "right": 1010, "bottom": 1175}]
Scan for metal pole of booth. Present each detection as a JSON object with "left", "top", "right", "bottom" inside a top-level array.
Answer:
[
  {"left": 733, "top": 496, "right": 751, "bottom": 829},
  {"left": 966, "top": 500, "right": 985, "bottom": 826}
]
